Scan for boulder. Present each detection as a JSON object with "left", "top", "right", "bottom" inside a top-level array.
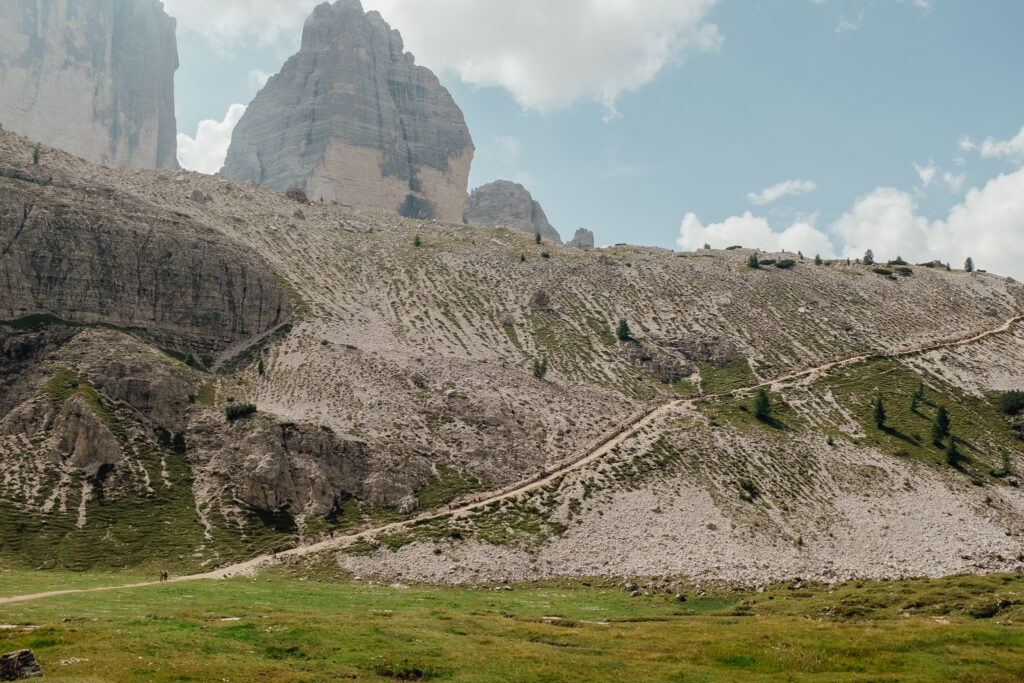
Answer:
[{"left": 0, "top": 649, "right": 41, "bottom": 680}]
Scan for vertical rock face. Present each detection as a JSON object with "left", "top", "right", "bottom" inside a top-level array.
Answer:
[
  {"left": 222, "top": 0, "right": 474, "bottom": 223},
  {"left": 567, "top": 228, "right": 595, "bottom": 251},
  {"left": 463, "top": 180, "right": 562, "bottom": 244},
  {"left": 0, "top": 0, "right": 179, "bottom": 170}
]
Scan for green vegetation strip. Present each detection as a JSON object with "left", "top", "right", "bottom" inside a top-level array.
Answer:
[{"left": 0, "top": 572, "right": 1022, "bottom": 681}]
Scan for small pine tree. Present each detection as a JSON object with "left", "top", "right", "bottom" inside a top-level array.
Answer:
[
  {"left": 863, "top": 249, "right": 874, "bottom": 265},
  {"left": 910, "top": 392, "right": 919, "bottom": 412},
  {"left": 616, "top": 319, "right": 632, "bottom": 341},
  {"left": 32, "top": 146, "right": 40, "bottom": 165},
  {"left": 754, "top": 388, "right": 771, "bottom": 421},
  {"left": 944, "top": 437, "right": 962, "bottom": 468},
  {"left": 535, "top": 232, "right": 542, "bottom": 245},
  {"left": 257, "top": 358, "right": 265, "bottom": 375},
  {"left": 703, "top": 242, "right": 710, "bottom": 250},
  {"left": 532, "top": 356, "right": 548, "bottom": 380},
  {"left": 873, "top": 394, "right": 886, "bottom": 429},
  {"left": 520, "top": 254, "right": 526, "bottom": 263},
  {"left": 413, "top": 234, "right": 421, "bottom": 247},
  {"left": 964, "top": 256, "right": 974, "bottom": 272},
  {"left": 747, "top": 253, "right": 759, "bottom": 269},
  {"left": 814, "top": 254, "right": 822, "bottom": 265},
  {"left": 931, "top": 405, "right": 950, "bottom": 444},
  {"left": 184, "top": 351, "right": 197, "bottom": 368}
]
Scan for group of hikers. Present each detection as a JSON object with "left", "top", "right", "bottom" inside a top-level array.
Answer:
[{"left": 158, "top": 571, "right": 169, "bottom": 582}]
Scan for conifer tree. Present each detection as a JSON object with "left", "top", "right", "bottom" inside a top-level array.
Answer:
[
  {"left": 964, "top": 256, "right": 974, "bottom": 272},
  {"left": 873, "top": 394, "right": 886, "bottom": 429},
  {"left": 754, "top": 388, "right": 771, "bottom": 421},
  {"left": 931, "top": 405, "right": 950, "bottom": 444}
]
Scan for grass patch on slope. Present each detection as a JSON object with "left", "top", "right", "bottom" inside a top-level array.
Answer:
[
  {"left": 697, "top": 358, "right": 758, "bottom": 395},
  {"left": 0, "top": 448, "right": 211, "bottom": 573},
  {"left": 818, "top": 357, "right": 1023, "bottom": 478},
  {"left": 1, "top": 572, "right": 1022, "bottom": 681}
]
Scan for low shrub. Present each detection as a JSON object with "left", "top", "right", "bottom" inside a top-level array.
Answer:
[
  {"left": 775, "top": 259, "right": 796, "bottom": 269},
  {"left": 998, "top": 391, "right": 1024, "bottom": 415},
  {"left": 872, "top": 267, "right": 893, "bottom": 276},
  {"left": 225, "top": 403, "right": 257, "bottom": 421}
]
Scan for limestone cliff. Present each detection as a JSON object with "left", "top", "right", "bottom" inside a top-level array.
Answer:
[
  {"left": 464, "top": 180, "right": 562, "bottom": 244},
  {"left": 0, "top": 143, "right": 293, "bottom": 353},
  {"left": 0, "top": 0, "right": 179, "bottom": 170},
  {"left": 221, "top": 0, "right": 474, "bottom": 223},
  {"left": 567, "top": 228, "right": 595, "bottom": 251}
]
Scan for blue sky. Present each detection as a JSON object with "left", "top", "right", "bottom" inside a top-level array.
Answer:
[{"left": 169, "top": 0, "right": 1024, "bottom": 275}]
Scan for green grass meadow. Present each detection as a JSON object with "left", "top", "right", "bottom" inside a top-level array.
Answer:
[{"left": 1, "top": 570, "right": 1023, "bottom": 681}]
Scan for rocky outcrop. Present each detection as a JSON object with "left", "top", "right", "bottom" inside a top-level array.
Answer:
[
  {"left": 0, "top": 0, "right": 178, "bottom": 170},
  {"left": 464, "top": 180, "right": 561, "bottom": 244},
  {"left": 0, "top": 649, "right": 41, "bottom": 680},
  {"left": 567, "top": 228, "right": 595, "bottom": 251},
  {"left": 0, "top": 180, "right": 294, "bottom": 353},
  {"left": 222, "top": 0, "right": 473, "bottom": 223}
]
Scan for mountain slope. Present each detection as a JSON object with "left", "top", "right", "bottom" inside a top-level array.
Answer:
[{"left": 1, "top": 127, "right": 1023, "bottom": 577}]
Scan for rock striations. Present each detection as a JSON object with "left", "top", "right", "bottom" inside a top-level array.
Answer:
[
  {"left": 0, "top": 0, "right": 178, "bottom": 170},
  {"left": 221, "top": 0, "right": 474, "bottom": 223},
  {"left": 464, "top": 180, "right": 562, "bottom": 244}
]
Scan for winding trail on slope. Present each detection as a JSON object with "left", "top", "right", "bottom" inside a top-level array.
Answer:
[{"left": 2, "top": 314, "right": 1021, "bottom": 606}]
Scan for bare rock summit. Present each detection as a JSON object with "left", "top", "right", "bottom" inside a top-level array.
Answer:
[
  {"left": 567, "top": 228, "right": 595, "bottom": 251},
  {"left": 464, "top": 180, "right": 561, "bottom": 244},
  {"left": 0, "top": 0, "right": 178, "bottom": 170},
  {"left": 222, "top": 0, "right": 474, "bottom": 223}
]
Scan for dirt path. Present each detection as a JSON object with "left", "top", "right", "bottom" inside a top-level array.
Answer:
[{"left": 2, "top": 314, "right": 1020, "bottom": 605}]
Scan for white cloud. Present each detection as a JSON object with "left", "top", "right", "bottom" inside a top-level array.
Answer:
[
  {"left": 162, "top": 0, "right": 320, "bottom": 46},
  {"left": 832, "top": 187, "right": 930, "bottom": 262},
  {"left": 678, "top": 211, "right": 836, "bottom": 257},
  {"left": 958, "top": 135, "right": 976, "bottom": 152},
  {"left": 679, "top": 166, "right": 1024, "bottom": 278},
  {"left": 748, "top": 179, "right": 817, "bottom": 205},
  {"left": 913, "top": 162, "right": 937, "bottom": 188},
  {"left": 248, "top": 70, "right": 273, "bottom": 89},
  {"left": 166, "top": 0, "right": 723, "bottom": 118},
  {"left": 980, "top": 125, "right": 1024, "bottom": 160},
  {"left": 943, "top": 171, "right": 965, "bottom": 193},
  {"left": 176, "top": 104, "right": 247, "bottom": 174},
  {"left": 835, "top": 15, "right": 862, "bottom": 32},
  {"left": 369, "top": 0, "right": 722, "bottom": 118}
]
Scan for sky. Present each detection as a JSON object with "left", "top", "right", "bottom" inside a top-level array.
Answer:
[{"left": 167, "top": 0, "right": 1024, "bottom": 277}]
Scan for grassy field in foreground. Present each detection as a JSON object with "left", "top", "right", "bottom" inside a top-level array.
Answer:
[{"left": 0, "top": 571, "right": 1023, "bottom": 681}]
